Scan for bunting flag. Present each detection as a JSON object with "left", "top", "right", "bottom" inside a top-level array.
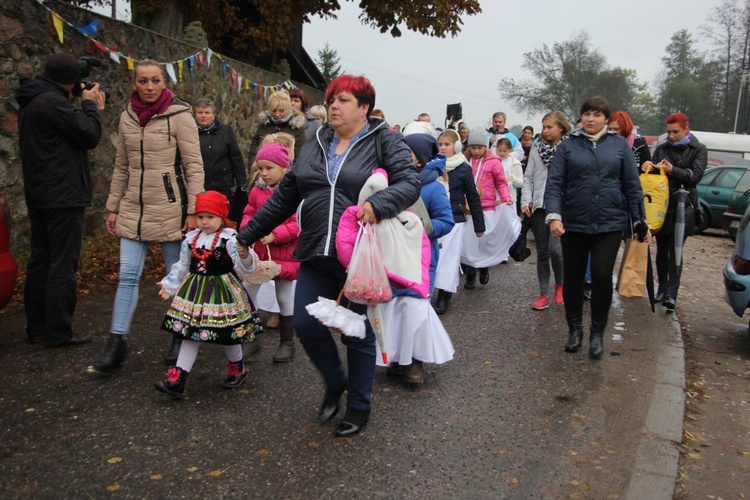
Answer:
[
  {"left": 165, "top": 62, "right": 177, "bottom": 84},
  {"left": 76, "top": 19, "right": 100, "bottom": 36},
  {"left": 51, "top": 11, "right": 64, "bottom": 43},
  {"left": 36, "top": 6, "right": 299, "bottom": 99}
]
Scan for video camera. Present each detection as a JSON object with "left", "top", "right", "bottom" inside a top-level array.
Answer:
[{"left": 72, "top": 56, "right": 109, "bottom": 101}]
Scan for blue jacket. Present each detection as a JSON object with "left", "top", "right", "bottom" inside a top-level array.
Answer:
[
  {"left": 418, "top": 155, "right": 454, "bottom": 294},
  {"left": 237, "top": 118, "right": 421, "bottom": 261},
  {"left": 544, "top": 130, "right": 644, "bottom": 234}
]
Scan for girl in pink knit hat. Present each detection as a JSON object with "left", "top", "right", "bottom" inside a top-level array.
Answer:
[{"left": 241, "top": 142, "right": 300, "bottom": 363}]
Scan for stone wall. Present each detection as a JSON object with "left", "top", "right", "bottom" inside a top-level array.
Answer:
[{"left": 0, "top": 0, "right": 323, "bottom": 254}]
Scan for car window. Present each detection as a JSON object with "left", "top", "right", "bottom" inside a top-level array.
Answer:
[
  {"left": 701, "top": 168, "right": 719, "bottom": 185},
  {"left": 736, "top": 171, "right": 750, "bottom": 193},
  {"left": 715, "top": 169, "right": 743, "bottom": 189}
]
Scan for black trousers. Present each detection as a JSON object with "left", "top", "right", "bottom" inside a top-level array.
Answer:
[
  {"left": 560, "top": 231, "right": 622, "bottom": 329},
  {"left": 24, "top": 207, "right": 84, "bottom": 345},
  {"left": 655, "top": 232, "right": 684, "bottom": 301}
]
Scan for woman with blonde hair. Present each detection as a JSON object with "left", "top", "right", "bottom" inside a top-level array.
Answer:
[
  {"left": 249, "top": 90, "right": 306, "bottom": 161},
  {"left": 93, "top": 59, "right": 204, "bottom": 373}
]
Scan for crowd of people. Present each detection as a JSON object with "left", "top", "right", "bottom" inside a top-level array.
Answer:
[{"left": 14, "top": 52, "right": 707, "bottom": 438}]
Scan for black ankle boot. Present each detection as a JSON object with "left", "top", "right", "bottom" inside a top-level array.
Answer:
[
  {"left": 318, "top": 384, "right": 347, "bottom": 423},
  {"left": 464, "top": 274, "right": 476, "bottom": 290},
  {"left": 335, "top": 407, "right": 370, "bottom": 437},
  {"left": 434, "top": 290, "right": 451, "bottom": 315},
  {"left": 589, "top": 320, "right": 606, "bottom": 359},
  {"left": 164, "top": 336, "right": 182, "bottom": 365},
  {"left": 479, "top": 268, "right": 489, "bottom": 285},
  {"left": 563, "top": 315, "right": 583, "bottom": 353},
  {"left": 93, "top": 334, "right": 127, "bottom": 373},
  {"left": 154, "top": 366, "right": 189, "bottom": 399}
]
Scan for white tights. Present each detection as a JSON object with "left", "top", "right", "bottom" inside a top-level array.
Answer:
[{"left": 175, "top": 339, "right": 242, "bottom": 372}]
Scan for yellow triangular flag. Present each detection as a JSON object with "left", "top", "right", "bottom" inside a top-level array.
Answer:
[
  {"left": 244, "top": 80, "right": 250, "bottom": 90},
  {"left": 177, "top": 60, "right": 184, "bottom": 82},
  {"left": 126, "top": 56, "right": 134, "bottom": 70},
  {"left": 51, "top": 12, "right": 64, "bottom": 43}
]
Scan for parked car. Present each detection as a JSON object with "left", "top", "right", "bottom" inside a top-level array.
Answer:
[
  {"left": 722, "top": 188, "right": 750, "bottom": 241},
  {"left": 724, "top": 202, "right": 750, "bottom": 334},
  {"left": 696, "top": 165, "right": 750, "bottom": 234},
  {"left": 0, "top": 195, "right": 17, "bottom": 310}
]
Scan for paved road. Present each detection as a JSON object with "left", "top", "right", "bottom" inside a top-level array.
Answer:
[{"left": 0, "top": 242, "right": 681, "bottom": 498}]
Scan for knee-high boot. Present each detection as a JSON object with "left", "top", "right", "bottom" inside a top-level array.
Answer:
[
  {"left": 164, "top": 336, "right": 182, "bottom": 365},
  {"left": 273, "top": 315, "right": 296, "bottom": 363}
]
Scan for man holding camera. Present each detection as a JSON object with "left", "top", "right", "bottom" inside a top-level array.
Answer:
[{"left": 15, "top": 52, "right": 105, "bottom": 347}]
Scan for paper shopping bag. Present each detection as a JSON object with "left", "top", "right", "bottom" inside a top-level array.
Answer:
[{"left": 617, "top": 239, "right": 649, "bottom": 298}]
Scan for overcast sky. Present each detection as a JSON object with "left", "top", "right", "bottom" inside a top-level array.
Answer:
[{"left": 303, "top": 0, "right": 727, "bottom": 132}]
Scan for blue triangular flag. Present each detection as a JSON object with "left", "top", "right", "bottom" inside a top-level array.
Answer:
[{"left": 76, "top": 19, "right": 101, "bottom": 36}]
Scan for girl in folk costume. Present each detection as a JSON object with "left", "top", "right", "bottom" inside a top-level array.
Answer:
[
  {"left": 460, "top": 128, "right": 516, "bottom": 288},
  {"left": 155, "top": 191, "right": 262, "bottom": 399},
  {"left": 335, "top": 169, "right": 454, "bottom": 386},
  {"left": 433, "top": 129, "right": 485, "bottom": 315},
  {"left": 241, "top": 142, "right": 300, "bottom": 363}
]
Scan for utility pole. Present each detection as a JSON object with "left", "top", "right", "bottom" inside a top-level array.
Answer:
[{"left": 734, "top": 70, "right": 750, "bottom": 133}]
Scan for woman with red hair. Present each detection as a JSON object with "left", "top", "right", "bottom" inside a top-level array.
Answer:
[
  {"left": 645, "top": 113, "right": 707, "bottom": 312},
  {"left": 608, "top": 111, "right": 651, "bottom": 169},
  {"left": 238, "top": 74, "right": 421, "bottom": 436}
]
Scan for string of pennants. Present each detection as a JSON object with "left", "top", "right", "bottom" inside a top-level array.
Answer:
[{"left": 36, "top": 0, "right": 298, "bottom": 99}]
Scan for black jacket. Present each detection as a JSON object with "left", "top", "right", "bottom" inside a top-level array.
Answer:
[
  {"left": 15, "top": 76, "right": 103, "bottom": 210},
  {"left": 447, "top": 161, "right": 485, "bottom": 232},
  {"left": 545, "top": 130, "right": 644, "bottom": 234},
  {"left": 632, "top": 136, "right": 651, "bottom": 170},
  {"left": 651, "top": 134, "right": 707, "bottom": 235},
  {"left": 198, "top": 119, "right": 246, "bottom": 198},
  {"left": 237, "top": 118, "right": 421, "bottom": 261}
]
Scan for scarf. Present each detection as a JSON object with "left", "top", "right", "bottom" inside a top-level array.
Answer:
[
  {"left": 668, "top": 131, "right": 693, "bottom": 149},
  {"left": 271, "top": 113, "right": 292, "bottom": 125},
  {"left": 444, "top": 153, "right": 465, "bottom": 173},
  {"left": 536, "top": 137, "right": 566, "bottom": 168},
  {"left": 582, "top": 126, "right": 608, "bottom": 143},
  {"left": 130, "top": 88, "right": 174, "bottom": 127},
  {"left": 198, "top": 119, "right": 216, "bottom": 133}
]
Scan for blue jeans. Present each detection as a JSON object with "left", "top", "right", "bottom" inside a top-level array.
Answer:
[
  {"left": 110, "top": 238, "right": 181, "bottom": 335},
  {"left": 294, "top": 258, "right": 376, "bottom": 412}
]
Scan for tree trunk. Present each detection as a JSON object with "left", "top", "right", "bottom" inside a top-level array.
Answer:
[{"left": 131, "top": 0, "right": 184, "bottom": 39}]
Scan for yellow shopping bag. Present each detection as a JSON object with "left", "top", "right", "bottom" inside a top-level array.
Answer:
[{"left": 640, "top": 164, "right": 670, "bottom": 233}]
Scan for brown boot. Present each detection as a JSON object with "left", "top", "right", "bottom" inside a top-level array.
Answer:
[
  {"left": 273, "top": 315, "right": 296, "bottom": 363},
  {"left": 405, "top": 359, "right": 424, "bottom": 384},
  {"left": 265, "top": 312, "right": 280, "bottom": 329}
]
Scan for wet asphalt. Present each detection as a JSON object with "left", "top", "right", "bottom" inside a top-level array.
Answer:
[{"left": 0, "top": 240, "right": 678, "bottom": 498}]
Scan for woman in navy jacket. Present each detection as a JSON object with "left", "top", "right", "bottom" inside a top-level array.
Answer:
[
  {"left": 238, "top": 75, "right": 420, "bottom": 436},
  {"left": 544, "top": 96, "right": 649, "bottom": 359}
]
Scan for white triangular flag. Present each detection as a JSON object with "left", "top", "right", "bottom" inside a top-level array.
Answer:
[
  {"left": 165, "top": 62, "right": 177, "bottom": 84},
  {"left": 206, "top": 49, "right": 213, "bottom": 69}
]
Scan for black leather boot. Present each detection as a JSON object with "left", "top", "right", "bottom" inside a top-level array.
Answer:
[
  {"left": 93, "top": 334, "right": 127, "bottom": 373},
  {"left": 273, "top": 315, "right": 296, "bottom": 363},
  {"left": 434, "top": 290, "right": 451, "bottom": 315},
  {"left": 318, "top": 384, "right": 347, "bottom": 423},
  {"left": 164, "top": 336, "right": 182, "bottom": 365},
  {"left": 589, "top": 320, "right": 606, "bottom": 359},
  {"left": 564, "top": 315, "right": 583, "bottom": 353},
  {"left": 464, "top": 273, "right": 476, "bottom": 290},
  {"left": 336, "top": 407, "right": 371, "bottom": 437},
  {"left": 154, "top": 366, "right": 189, "bottom": 399}
]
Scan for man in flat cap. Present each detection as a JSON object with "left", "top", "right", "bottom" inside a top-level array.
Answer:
[{"left": 15, "top": 52, "right": 106, "bottom": 347}]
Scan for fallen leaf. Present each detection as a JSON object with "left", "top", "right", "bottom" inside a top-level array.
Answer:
[
  {"left": 257, "top": 449, "right": 270, "bottom": 455},
  {"left": 505, "top": 477, "right": 519, "bottom": 484},
  {"left": 569, "top": 451, "right": 578, "bottom": 456},
  {"left": 25, "top": 408, "right": 35, "bottom": 413},
  {"left": 107, "top": 457, "right": 122, "bottom": 464},
  {"left": 150, "top": 474, "right": 163, "bottom": 480},
  {"left": 570, "top": 480, "right": 581, "bottom": 486},
  {"left": 308, "top": 441, "right": 320, "bottom": 448},
  {"left": 484, "top": 360, "right": 491, "bottom": 365},
  {"left": 688, "top": 452, "right": 701, "bottom": 460},
  {"left": 206, "top": 470, "right": 222, "bottom": 477},
  {"left": 107, "top": 484, "right": 121, "bottom": 491},
  {"left": 186, "top": 466, "right": 198, "bottom": 472}
]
